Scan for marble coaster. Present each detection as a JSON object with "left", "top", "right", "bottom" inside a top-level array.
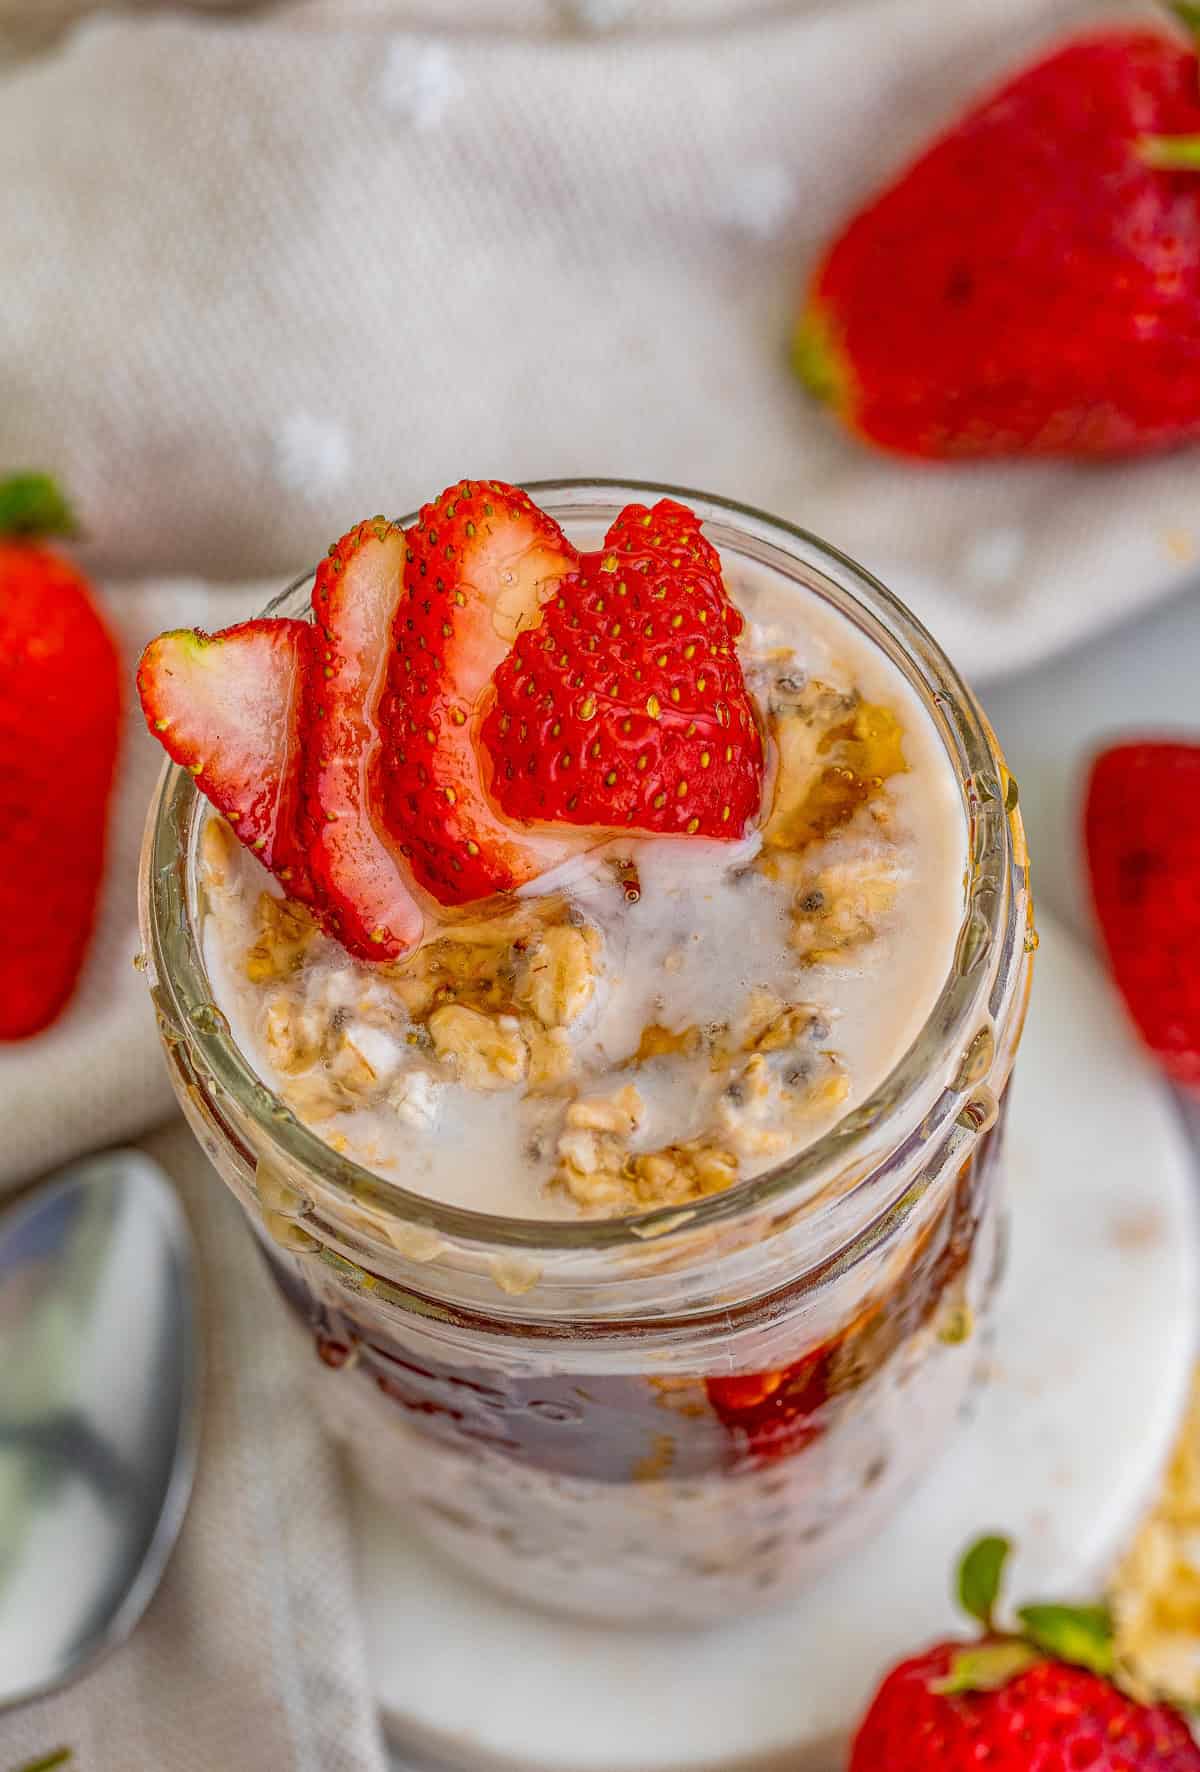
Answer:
[{"left": 357, "top": 909, "right": 1199, "bottom": 1772}]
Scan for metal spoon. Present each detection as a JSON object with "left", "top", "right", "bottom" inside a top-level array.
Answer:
[{"left": 0, "top": 1150, "right": 199, "bottom": 1709}]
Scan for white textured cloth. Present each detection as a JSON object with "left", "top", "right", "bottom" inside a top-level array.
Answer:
[
  {"left": 5, "top": 0, "right": 1200, "bottom": 681},
  {"left": 0, "top": 0, "right": 1197, "bottom": 1766}
]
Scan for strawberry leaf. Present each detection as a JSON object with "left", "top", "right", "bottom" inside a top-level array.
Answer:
[
  {"left": 957, "top": 1535, "right": 1011, "bottom": 1631},
  {"left": 1016, "top": 1603, "right": 1114, "bottom": 1677},
  {"left": 929, "top": 1640, "right": 1042, "bottom": 1697}
]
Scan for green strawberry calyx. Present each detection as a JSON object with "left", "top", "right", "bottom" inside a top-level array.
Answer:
[
  {"left": 1138, "top": 3, "right": 1200, "bottom": 167},
  {"left": 0, "top": 473, "right": 76, "bottom": 541},
  {"left": 1131, "top": 6, "right": 1200, "bottom": 168},
  {"left": 1139, "top": 134, "right": 1200, "bottom": 169},
  {"left": 792, "top": 300, "right": 854, "bottom": 417},
  {"left": 931, "top": 1640, "right": 1042, "bottom": 1697},
  {"left": 929, "top": 1535, "right": 1117, "bottom": 1697},
  {"left": 1167, "top": 2, "right": 1200, "bottom": 36}
]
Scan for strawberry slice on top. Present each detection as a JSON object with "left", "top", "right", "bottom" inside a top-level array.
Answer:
[
  {"left": 302, "top": 516, "right": 423, "bottom": 960},
  {"left": 480, "top": 499, "right": 764, "bottom": 839},
  {"left": 138, "top": 619, "right": 317, "bottom": 905},
  {"left": 378, "top": 479, "right": 582, "bottom": 905},
  {"left": 139, "top": 489, "right": 767, "bottom": 969}
]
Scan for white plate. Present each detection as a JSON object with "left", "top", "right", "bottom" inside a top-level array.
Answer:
[{"left": 358, "top": 908, "right": 1199, "bottom": 1772}]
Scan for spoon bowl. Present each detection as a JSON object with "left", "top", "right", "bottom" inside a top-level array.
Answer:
[{"left": 0, "top": 1151, "right": 198, "bottom": 1709}]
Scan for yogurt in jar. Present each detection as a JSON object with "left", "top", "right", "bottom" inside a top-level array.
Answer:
[{"left": 199, "top": 557, "right": 967, "bottom": 1220}]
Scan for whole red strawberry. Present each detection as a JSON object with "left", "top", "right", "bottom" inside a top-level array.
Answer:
[
  {"left": 796, "top": 16, "right": 1200, "bottom": 459},
  {"left": 1084, "top": 741, "right": 1200, "bottom": 1090},
  {"left": 481, "top": 499, "right": 763, "bottom": 838},
  {"left": 0, "top": 475, "right": 121, "bottom": 1038},
  {"left": 851, "top": 1537, "right": 1200, "bottom": 1771},
  {"left": 855, "top": 1644, "right": 1199, "bottom": 1770}
]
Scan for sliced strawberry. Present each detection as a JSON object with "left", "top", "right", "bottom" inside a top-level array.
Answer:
[
  {"left": 1084, "top": 741, "right": 1200, "bottom": 1091},
  {"left": 480, "top": 499, "right": 764, "bottom": 838},
  {"left": 706, "top": 1347, "right": 830, "bottom": 1464},
  {"left": 378, "top": 479, "right": 581, "bottom": 905},
  {"left": 603, "top": 498, "right": 738, "bottom": 629},
  {"left": 137, "top": 620, "right": 316, "bottom": 903},
  {"left": 302, "top": 517, "right": 423, "bottom": 960}
]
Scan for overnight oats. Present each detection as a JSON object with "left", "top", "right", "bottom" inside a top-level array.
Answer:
[{"left": 138, "top": 479, "right": 1032, "bottom": 1624}]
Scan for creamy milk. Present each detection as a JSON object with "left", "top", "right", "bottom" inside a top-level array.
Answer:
[{"left": 200, "top": 558, "right": 967, "bottom": 1219}]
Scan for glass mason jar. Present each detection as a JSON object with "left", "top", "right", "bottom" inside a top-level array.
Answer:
[{"left": 139, "top": 481, "right": 1032, "bottom": 1626}]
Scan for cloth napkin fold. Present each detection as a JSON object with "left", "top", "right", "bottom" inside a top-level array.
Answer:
[{"left": 1, "top": 0, "right": 1198, "bottom": 1767}]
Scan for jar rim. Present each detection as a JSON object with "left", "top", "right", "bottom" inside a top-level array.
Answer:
[{"left": 140, "top": 476, "right": 1029, "bottom": 1260}]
